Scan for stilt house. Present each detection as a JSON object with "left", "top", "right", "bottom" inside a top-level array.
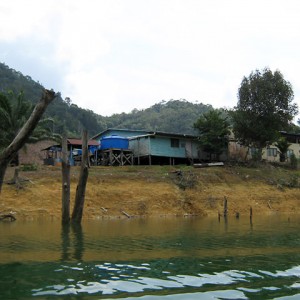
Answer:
[{"left": 92, "top": 129, "right": 200, "bottom": 165}]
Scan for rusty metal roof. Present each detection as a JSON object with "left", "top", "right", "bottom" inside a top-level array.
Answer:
[{"left": 67, "top": 139, "right": 99, "bottom": 146}]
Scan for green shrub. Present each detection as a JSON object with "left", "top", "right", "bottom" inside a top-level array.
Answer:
[
  {"left": 20, "top": 164, "right": 38, "bottom": 171},
  {"left": 290, "top": 153, "right": 298, "bottom": 170},
  {"left": 170, "top": 170, "right": 198, "bottom": 190}
]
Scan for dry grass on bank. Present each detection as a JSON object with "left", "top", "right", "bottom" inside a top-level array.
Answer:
[{"left": 0, "top": 164, "right": 299, "bottom": 220}]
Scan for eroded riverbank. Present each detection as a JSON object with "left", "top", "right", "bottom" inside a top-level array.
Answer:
[{"left": 0, "top": 164, "right": 299, "bottom": 220}]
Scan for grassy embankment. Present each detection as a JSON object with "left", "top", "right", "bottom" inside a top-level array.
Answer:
[{"left": 0, "top": 164, "right": 299, "bottom": 220}]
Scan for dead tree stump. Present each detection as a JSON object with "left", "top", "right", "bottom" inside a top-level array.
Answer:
[{"left": 71, "top": 130, "right": 89, "bottom": 224}]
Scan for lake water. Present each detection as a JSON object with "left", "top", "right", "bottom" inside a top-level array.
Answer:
[{"left": 1, "top": 215, "right": 300, "bottom": 299}]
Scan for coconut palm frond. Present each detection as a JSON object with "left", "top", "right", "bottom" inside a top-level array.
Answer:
[
  {"left": 0, "top": 91, "right": 59, "bottom": 150},
  {"left": 0, "top": 94, "right": 13, "bottom": 129},
  {"left": 15, "top": 92, "right": 33, "bottom": 123}
]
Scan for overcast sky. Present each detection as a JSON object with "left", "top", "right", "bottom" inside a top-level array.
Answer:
[{"left": 1, "top": 0, "right": 300, "bottom": 120}]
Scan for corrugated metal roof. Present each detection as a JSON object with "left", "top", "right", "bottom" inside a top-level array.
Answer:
[
  {"left": 67, "top": 139, "right": 99, "bottom": 146},
  {"left": 151, "top": 131, "right": 198, "bottom": 139},
  {"left": 280, "top": 131, "right": 300, "bottom": 138},
  {"left": 92, "top": 128, "right": 198, "bottom": 140},
  {"left": 92, "top": 128, "right": 148, "bottom": 140}
]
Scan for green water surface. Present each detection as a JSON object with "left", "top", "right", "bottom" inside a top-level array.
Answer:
[{"left": 1, "top": 215, "right": 300, "bottom": 299}]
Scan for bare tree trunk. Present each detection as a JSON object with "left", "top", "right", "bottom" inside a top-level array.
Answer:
[
  {"left": 71, "top": 130, "right": 89, "bottom": 223},
  {"left": 61, "top": 135, "right": 70, "bottom": 224},
  {"left": 0, "top": 90, "right": 56, "bottom": 193},
  {"left": 244, "top": 148, "right": 249, "bottom": 161},
  {"left": 0, "top": 161, "right": 9, "bottom": 193},
  {"left": 12, "top": 167, "right": 21, "bottom": 190}
]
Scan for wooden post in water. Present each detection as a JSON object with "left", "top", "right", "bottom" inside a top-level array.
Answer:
[
  {"left": 61, "top": 135, "right": 70, "bottom": 224},
  {"left": 250, "top": 206, "right": 253, "bottom": 221},
  {"left": 223, "top": 196, "right": 228, "bottom": 218},
  {"left": 72, "top": 130, "right": 89, "bottom": 224}
]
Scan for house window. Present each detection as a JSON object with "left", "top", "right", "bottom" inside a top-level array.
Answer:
[
  {"left": 171, "top": 138, "right": 179, "bottom": 148},
  {"left": 267, "top": 148, "right": 277, "bottom": 157},
  {"left": 250, "top": 147, "right": 259, "bottom": 156},
  {"left": 287, "top": 149, "right": 294, "bottom": 158}
]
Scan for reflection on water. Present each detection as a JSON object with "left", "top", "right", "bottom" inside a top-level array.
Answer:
[
  {"left": 1, "top": 215, "right": 300, "bottom": 299},
  {"left": 61, "top": 223, "right": 84, "bottom": 261}
]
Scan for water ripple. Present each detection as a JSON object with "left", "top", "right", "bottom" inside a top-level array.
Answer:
[
  {"left": 31, "top": 262, "right": 300, "bottom": 298},
  {"left": 3, "top": 217, "right": 300, "bottom": 299}
]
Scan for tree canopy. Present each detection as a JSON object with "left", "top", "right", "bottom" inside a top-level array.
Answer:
[
  {"left": 230, "top": 68, "right": 298, "bottom": 151},
  {"left": 194, "top": 109, "right": 230, "bottom": 160}
]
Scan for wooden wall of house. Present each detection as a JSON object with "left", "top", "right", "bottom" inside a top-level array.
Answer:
[
  {"left": 129, "top": 137, "right": 150, "bottom": 157},
  {"left": 228, "top": 140, "right": 300, "bottom": 162},
  {"left": 185, "top": 140, "right": 200, "bottom": 159},
  {"left": 18, "top": 140, "right": 56, "bottom": 165},
  {"left": 130, "top": 136, "right": 200, "bottom": 159},
  {"left": 262, "top": 143, "right": 300, "bottom": 162},
  {"left": 228, "top": 141, "right": 248, "bottom": 161},
  {"left": 288, "top": 143, "right": 300, "bottom": 159},
  {"left": 149, "top": 136, "right": 186, "bottom": 158}
]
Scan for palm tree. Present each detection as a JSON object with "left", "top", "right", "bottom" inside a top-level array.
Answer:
[
  {"left": 275, "top": 137, "right": 291, "bottom": 162},
  {"left": 0, "top": 89, "right": 56, "bottom": 192},
  {"left": 0, "top": 91, "right": 59, "bottom": 164},
  {"left": 0, "top": 91, "right": 33, "bottom": 150}
]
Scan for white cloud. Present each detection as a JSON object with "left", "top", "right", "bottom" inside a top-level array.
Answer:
[
  {"left": 64, "top": 67, "right": 119, "bottom": 116},
  {"left": 0, "top": 0, "right": 299, "bottom": 120}
]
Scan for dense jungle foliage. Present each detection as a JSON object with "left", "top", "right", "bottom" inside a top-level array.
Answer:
[{"left": 0, "top": 62, "right": 213, "bottom": 137}]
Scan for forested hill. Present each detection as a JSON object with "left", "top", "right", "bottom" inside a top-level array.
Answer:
[
  {"left": 0, "top": 62, "right": 213, "bottom": 136},
  {"left": 0, "top": 62, "right": 102, "bottom": 136},
  {"left": 104, "top": 101, "right": 213, "bottom": 135}
]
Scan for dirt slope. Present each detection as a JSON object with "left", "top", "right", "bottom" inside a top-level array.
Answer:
[{"left": 0, "top": 165, "right": 299, "bottom": 220}]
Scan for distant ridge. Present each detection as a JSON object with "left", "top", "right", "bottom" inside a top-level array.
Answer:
[{"left": 0, "top": 62, "right": 213, "bottom": 137}]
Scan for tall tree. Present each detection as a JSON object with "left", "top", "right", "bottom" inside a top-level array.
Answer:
[
  {"left": 0, "top": 90, "right": 56, "bottom": 192},
  {"left": 194, "top": 109, "right": 230, "bottom": 161},
  {"left": 230, "top": 68, "right": 298, "bottom": 157}
]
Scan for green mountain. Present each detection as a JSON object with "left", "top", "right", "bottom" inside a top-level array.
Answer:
[
  {"left": 0, "top": 62, "right": 213, "bottom": 136},
  {"left": 0, "top": 62, "right": 103, "bottom": 137},
  {"left": 104, "top": 100, "right": 213, "bottom": 135}
]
